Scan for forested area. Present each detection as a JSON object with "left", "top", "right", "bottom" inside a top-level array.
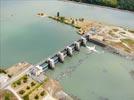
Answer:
[{"left": 69, "top": 0, "right": 134, "bottom": 11}]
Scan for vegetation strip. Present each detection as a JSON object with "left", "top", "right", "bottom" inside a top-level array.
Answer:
[{"left": 69, "top": 0, "right": 134, "bottom": 11}]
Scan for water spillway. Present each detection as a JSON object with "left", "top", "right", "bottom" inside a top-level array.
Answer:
[
  {"left": 34, "top": 31, "right": 111, "bottom": 72},
  {"left": 36, "top": 34, "right": 92, "bottom": 71},
  {"left": 2, "top": 0, "right": 134, "bottom": 99}
]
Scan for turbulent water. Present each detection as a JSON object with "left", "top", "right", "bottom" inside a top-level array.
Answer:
[
  {"left": 1, "top": 0, "right": 134, "bottom": 100},
  {"left": 47, "top": 44, "right": 134, "bottom": 100}
]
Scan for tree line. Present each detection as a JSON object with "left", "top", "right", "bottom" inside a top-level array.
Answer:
[{"left": 69, "top": 0, "right": 134, "bottom": 11}]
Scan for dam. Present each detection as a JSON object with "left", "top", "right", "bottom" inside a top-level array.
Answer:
[
  {"left": 1, "top": 0, "right": 134, "bottom": 99},
  {"left": 34, "top": 33, "right": 91, "bottom": 72},
  {"left": 30, "top": 32, "right": 107, "bottom": 74}
]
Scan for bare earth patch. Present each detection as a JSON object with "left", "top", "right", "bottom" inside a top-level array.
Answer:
[
  {"left": 0, "top": 89, "right": 17, "bottom": 100},
  {"left": 49, "top": 15, "right": 134, "bottom": 56},
  {"left": 6, "top": 62, "right": 31, "bottom": 77}
]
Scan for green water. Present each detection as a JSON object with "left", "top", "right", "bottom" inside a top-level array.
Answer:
[
  {"left": 1, "top": 0, "right": 134, "bottom": 100},
  {"left": 1, "top": 0, "right": 134, "bottom": 67},
  {"left": 47, "top": 44, "right": 134, "bottom": 100}
]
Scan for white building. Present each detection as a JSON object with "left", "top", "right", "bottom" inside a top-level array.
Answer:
[
  {"left": 29, "top": 65, "right": 43, "bottom": 76},
  {"left": 0, "top": 74, "right": 9, "bottom": 87}
]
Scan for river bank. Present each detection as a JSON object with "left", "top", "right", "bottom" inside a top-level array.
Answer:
[
  {"left": 48, "top": 15, "right": 134, "bottom": 60},
  {"left": 0, "top": 62, "right": 73, "bottom": 100},
  {"left": 60, "top": 0, "right": 134, "bottom": 13},
  {"left": 65, "top": 0, "right": 134, "bottom": 12}
]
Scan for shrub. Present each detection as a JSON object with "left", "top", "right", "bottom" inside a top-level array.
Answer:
[
  {"left": 23, "top": 95, "right": 29, "bottom": 100},
  {"left": 26, "top": 86, "right": 30, "bottom": 90},
  {"left": 23, "top": 75, "right": 28, "bottom": 80},
  {"left": 8, "top": 74, "right": 12, "bottom": 78},
  {"left": 0, "top": 69, "right": 7, "bottom": 74},
  {"left": 40, "top": 91, "right": 45, "bottom": 96},
  {"left": 31, "top": 82, "right": 35, "bottom": 86},
  {"left": 16, "top": 80, "right": 21, "bottom": 85},
  {"left": 34, "top": 95, "right": 39, "bottom": 99},
  {"left": 19, "top": 90, "right": 25, "bottom": 95},
  {"left": 4, "top": 95, "right": 10, "bottom": 100},
  {"left": 12, "top": 83, "right": 16, "bottom": 88},
  {"left": 60, "top": 17, "right": 65, "bottom": 22},
  {"left": 23, "top": 79, "right": 27, "bottom": 83},
  {"left": 23, "top": 75, "right": 28, "bottom": 83}
]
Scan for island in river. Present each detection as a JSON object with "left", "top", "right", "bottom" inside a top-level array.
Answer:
[{"left": 48, "top": 13, "right": 134, "bottom": 59}]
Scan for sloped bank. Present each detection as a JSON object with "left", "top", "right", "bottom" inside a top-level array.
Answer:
[
  {"left": 89, "top": 38, "right": 134, "bottom": 60},
  {"left": 48, "top": 15, "right": 134, "bottom": 60}
]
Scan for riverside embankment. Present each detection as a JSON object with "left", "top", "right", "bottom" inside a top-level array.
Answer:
[
  {"left": 1, "top": 0, "right": 134, "bottom": 100},
  {"left": 48, "top": 15, "right": 134, "bottom": 60}
]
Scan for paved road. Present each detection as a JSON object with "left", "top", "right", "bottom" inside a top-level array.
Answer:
[
  {"left": 0, "top": 65, "right": 34, "bottom": 89},
  {"left": 6, "top": 86, "right": 22, "bottom": 100}
]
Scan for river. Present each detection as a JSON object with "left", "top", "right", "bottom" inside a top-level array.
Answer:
[{"left": 1, "top": 0, "right": 134, "bottom": 100}]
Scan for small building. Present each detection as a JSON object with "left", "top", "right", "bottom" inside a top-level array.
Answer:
[
  {"left": 28, "top": 66, "right": 47, "bottom": 83},
  {"left": 0, "top": 74, "right": 9, "bottom": 86},
  {"left": 29, "top": 66, "right": 42, "bottom": 76}
]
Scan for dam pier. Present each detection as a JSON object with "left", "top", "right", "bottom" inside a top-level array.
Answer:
[
  {"left": 38, "top": 34, "right": 88, "bottom": 70},
  {"left": 28, "top": 33, "right": 107, "bottom": 78}
]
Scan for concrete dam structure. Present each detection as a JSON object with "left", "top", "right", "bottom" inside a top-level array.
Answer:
[{"left": 34, "top": 33, "right": 106, "bottom": 72}]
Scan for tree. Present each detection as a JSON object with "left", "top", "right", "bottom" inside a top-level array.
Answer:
[
  {"left": 0, "top": 68, "right": 7, "bottom": 74},
  {"left": 19, "top": 90, "right": 25, "bottom": 95},
  {"left": 70, "top": 0, "right": 134, "bottom": 11},
  {"left": 26, "top": 86, "right": 30, "bottom": 90},
  {"left": 40, "top": 91, "right": 45, "bottom": 96},
  {"left": 23, "top": 76, "right": 28, "bottom": 80},
  {"left": 23, "top": 79, "right": 27, "bottom": 83},
  {"left": 23, "top": 95, "right": 29, "bottom": 100},
  {"left": 8, "top": 74, "right": 12, "bottom": 78},
  {"left": 118, "top": 0, "right": 134, "bottom": 11},
  {"left": 4, "top": 96, "right": 10, "bottom": 100},
  {"left": 23, "top": 75, "right": 28, "bottom": 83},
  {"left": 12, "top": 83, "right": 16, "bottom": 88},
  {"left": 31, "top": 82, "right": 36, "bottom": 87},
  {"left": 34, "top": 95, "right": 39, "bottom": 99},
  {"left": 16, "top": 80, "right": 21, "bottom": 85},
  {"left": 60, "top": 17, "right": 65, "bottom": 22}
]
